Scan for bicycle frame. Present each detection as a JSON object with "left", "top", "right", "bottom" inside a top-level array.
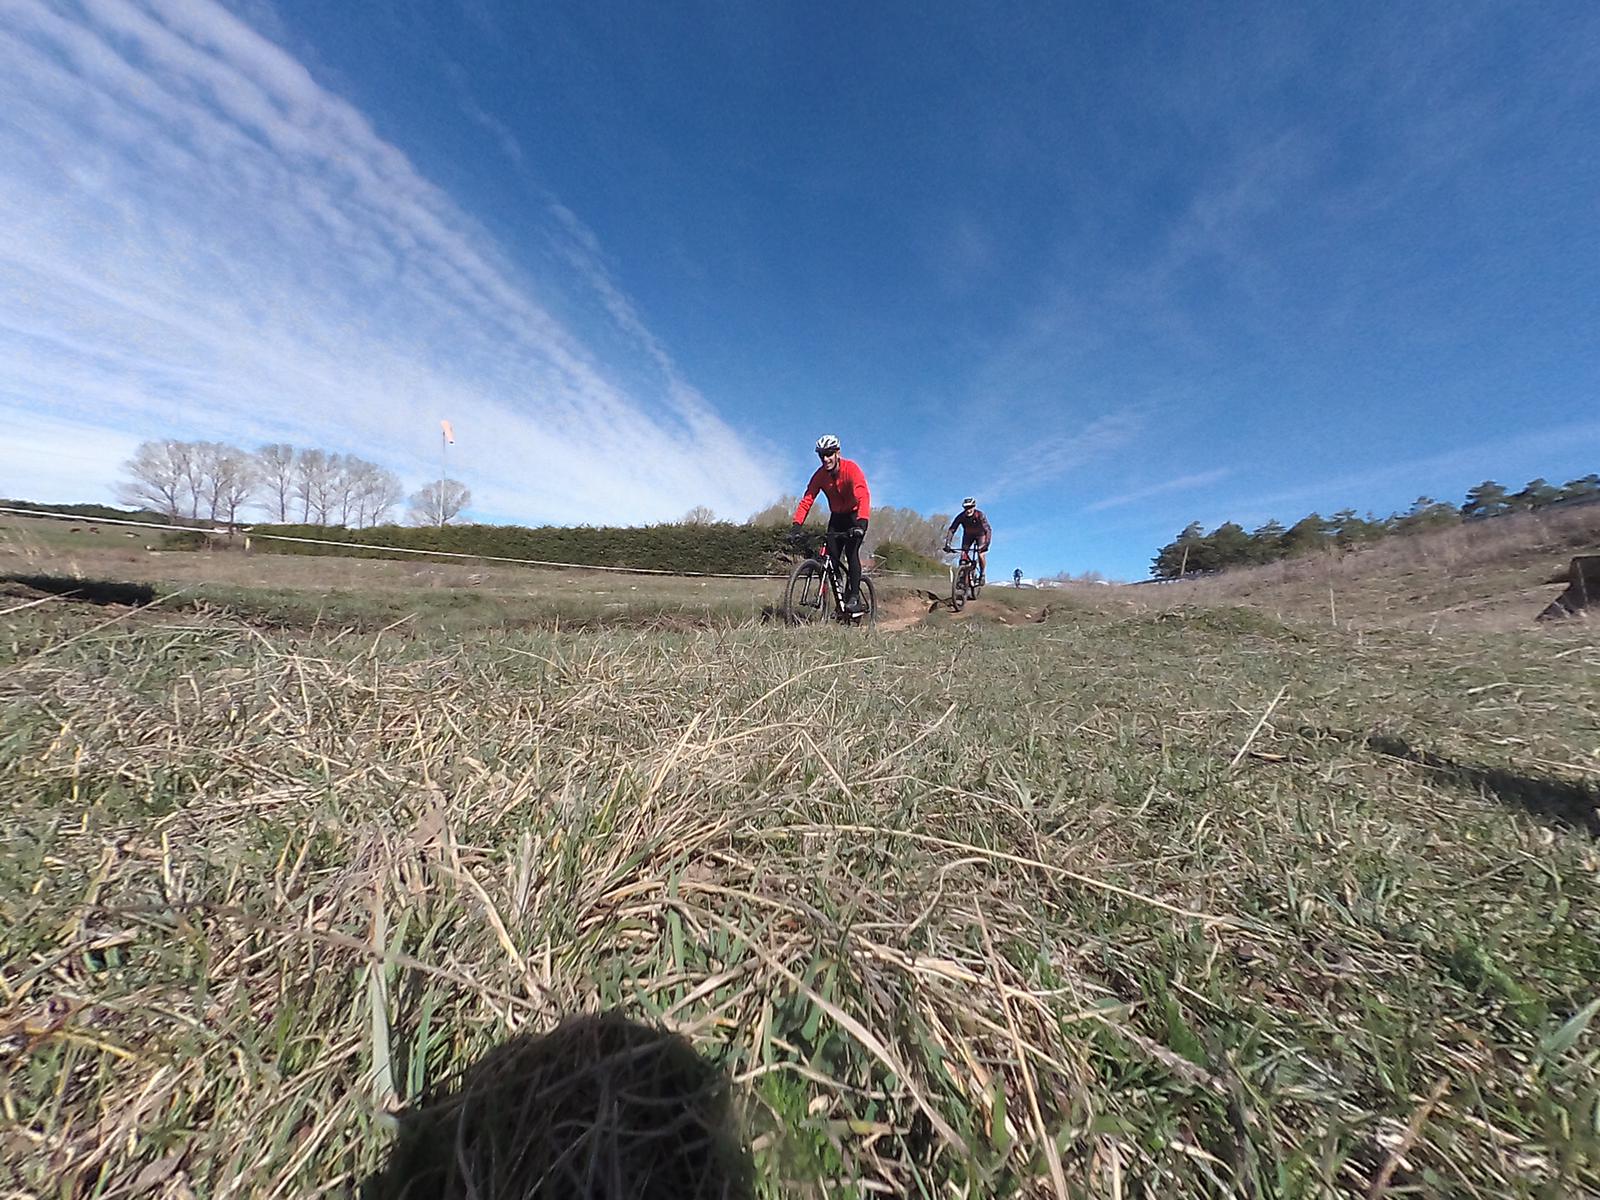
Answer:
[{"left": 813, "top": 540, "right": 847, "bottom": 614}]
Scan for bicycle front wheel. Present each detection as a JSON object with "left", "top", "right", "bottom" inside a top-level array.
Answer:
[
  {"left": 784, "top": 559, "right": 832, "bottom": 625},
  {"left": 855, "top": 576, "right": 877, "bottom": 628},
  {"left": 950, "top": 566, "right": 968, "bottom": 612}
]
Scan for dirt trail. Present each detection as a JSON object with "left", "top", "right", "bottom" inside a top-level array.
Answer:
[{"left": 872, "top": 586, "right": 1056, "bottom": 631}]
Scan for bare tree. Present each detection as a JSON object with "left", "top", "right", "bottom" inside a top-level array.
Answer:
[
  {"left": 746, "top": 496, "right": 822, "bottom": 527},
  {"left": 408, "top": 479, "right": 471, "bottom": 526},
  {"left": 191, "top": 442, "right": 231, "bottom": 521},
  {"left": 332, "top": 455, "right": 405, "bottom": 527},
  {"left": 293, "top": 449, "right": 337, "bottom": 524},
  {"left": 353, "top": 462, "right": 404, "bottom": 526},
  {"left": 332, "top": 455, "right": 359, "bottom": 527},
  {"left": 212, "top": 447, "right": 257, "bottom": 527},
  {"left": 255, "top": 444, "right": 297, "bottom": 521},
  {"left": 681, "top": 505, "right": 717, "bottom": 524},
  {"left": 115, "top": 439, "right": 195, "bottom": 519},
  {"left": 313, "top": 452, "right": 343, "bottom": 525},
  {"left": 866, "top": 504, "right": 952, "bottom": 559},
  {"left": 179, "top": 445, "right": 208, "bottom": 519}
]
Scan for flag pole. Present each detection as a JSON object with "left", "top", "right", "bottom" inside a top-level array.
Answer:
[{"left": 438, "top": 419, "right": 455, "bottom": 526}]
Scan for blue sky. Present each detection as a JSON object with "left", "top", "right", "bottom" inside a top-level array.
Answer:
[{"left": 3, "top": 0, "right": 1598, "bottom": 578}]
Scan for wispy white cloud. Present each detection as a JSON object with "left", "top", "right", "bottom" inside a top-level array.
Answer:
[
  {"left": 0, "top": 412, "right": 142, "bottom": 503},
  {"left": 0, "top": 0, "right": 781, "bottom": 522},
  {"left": 1085, "top": 467, "right": 1232, "bottom": 513},
  {"left": 979, "top": 410, "right": 1144, "bottom": 502}
]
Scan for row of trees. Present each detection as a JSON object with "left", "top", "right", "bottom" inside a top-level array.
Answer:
[
  {"left": 1152, "top": 473, "right": 1600, "bottom": 578},
  {"left": 1458, "top": 476, "right": 1599, "bottom": 519},
  {"left": 117, "top": 440, "right": 472, "bottom": 528}
]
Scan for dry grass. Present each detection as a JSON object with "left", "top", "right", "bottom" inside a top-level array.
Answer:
[{"left": 3, "top": 572, "right": 1598, "bottom": 1197}]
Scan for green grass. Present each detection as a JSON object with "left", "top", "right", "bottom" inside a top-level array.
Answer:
[
  {"left": 0, "top": 512, "right": 159, "bottom": 553},
  {"left": 1, "top": 584, "right": 1597, "bottom": 1197}
]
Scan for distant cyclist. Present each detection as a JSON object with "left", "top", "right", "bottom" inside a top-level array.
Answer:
[
  {"left": 791, "top": 434, "right": 871, "bottom": 614},
  {"left": 944, "top": 497, "right": 992, "bottom": 585}
]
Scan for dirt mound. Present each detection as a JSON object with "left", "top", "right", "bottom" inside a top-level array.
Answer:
[
  {"left": 948, "top": 598, "right": 1026, "bottom": 624},
  {"left": 864, "top": 584, "right": 1068, "bottom": 631},
  {"left": 874, "top": 590, "right": 940, "bottom": 632}
]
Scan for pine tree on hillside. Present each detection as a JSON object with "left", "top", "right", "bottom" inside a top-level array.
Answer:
[
  {"left": 1150, "top": 522, "right": 1210, "bottom": 578},
  {"left": 1560, "top": 474, "right": 1600, "bottom": 502},
  {"left": 1331, "top": 509, "right": 1387, "bottom": 550},
  {"left": 1462, "top": 481, "right": 1511, "bottom": 520},
  {"left": 1511, "top": 478, "right": 1561, "bottom": 511},
  {"left": 1390, "top": 497, "right": 1460, "bottom": 535},
  {"left": 1248, "top": 519, "right": 1287, "bottom": 562},
  {"left": 1209, "top": 522, "right": 1253, "bottom": 568},
  {"left": 1282, "top": 513, "right": 1332, "bottom": 557}
]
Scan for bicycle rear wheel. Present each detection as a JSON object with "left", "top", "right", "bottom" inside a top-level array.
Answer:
[{"left": 784, "top": 559, "right": 832, "bottom": 625}]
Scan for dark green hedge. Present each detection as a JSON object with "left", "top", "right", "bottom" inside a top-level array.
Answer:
[
  {"left": 2, "top": 499, "right": 171, "bottom": 524},
  {"left": 872, "top": 540, "right": 945, "bottom": 575},
  {"left": 247, "top": 521, "right": 796, "bottom": 575}
]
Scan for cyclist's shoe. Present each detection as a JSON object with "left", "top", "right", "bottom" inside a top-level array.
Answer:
[
  {"left": 975, "top": 574, "right": 985, "bottom": 586},
  {"left": 843, "top": 594, "right": 866, "bottom": 616}
]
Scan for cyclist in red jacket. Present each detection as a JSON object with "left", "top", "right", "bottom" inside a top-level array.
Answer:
[{"left": 791, "top": 434, "right": 870, "bottom": 613}]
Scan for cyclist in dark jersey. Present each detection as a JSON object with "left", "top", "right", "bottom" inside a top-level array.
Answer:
[
  {"left": 944, "top": 497, "right": 992, "bottom": 585},
  {"left": 791, "top": 434, "right": 871, "bottom": 613}
]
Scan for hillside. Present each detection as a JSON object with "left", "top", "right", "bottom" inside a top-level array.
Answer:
[{"left": 1136, "top": 503, "right": 1600, "bottom": 632}]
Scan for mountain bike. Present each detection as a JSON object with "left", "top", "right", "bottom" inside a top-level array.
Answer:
[
  {"left": 783, "top": 535, "right": 876, "bottom": 627},
  {"left": 943, "top": 544, "right": 984, "bottom": 612}
]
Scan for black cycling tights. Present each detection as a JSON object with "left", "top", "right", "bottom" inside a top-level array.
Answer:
[{"left": 826, "top": 512, "right": 864, "bottom": 601}]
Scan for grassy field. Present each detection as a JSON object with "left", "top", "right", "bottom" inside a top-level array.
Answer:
[{"left": 2, "top": 521, "right": 1598, "bottom": 1197}]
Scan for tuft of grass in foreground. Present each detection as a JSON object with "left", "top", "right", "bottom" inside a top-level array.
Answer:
[{"left": 1, "top": 595, "right": 1598, "bottom": 1197}]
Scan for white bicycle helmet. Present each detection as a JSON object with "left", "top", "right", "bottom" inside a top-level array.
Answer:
[
  {"left": 962, "top": 496, "right": 976, "bottom": 508},
  {"left": 815, "top": 434, "right": 841, "bottom": 455}
]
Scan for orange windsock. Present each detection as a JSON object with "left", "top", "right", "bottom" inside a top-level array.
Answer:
[{"left": 440, "top": 419, "right": 455, "bottom": 444}]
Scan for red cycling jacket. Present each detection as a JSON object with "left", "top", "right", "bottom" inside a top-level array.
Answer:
[{"left": 793, "top": 458, "right": 871, "bottom": 524}]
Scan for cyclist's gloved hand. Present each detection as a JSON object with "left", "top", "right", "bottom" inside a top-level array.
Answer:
[
  {"left": 849, "top": 518, "right": 868, "bottom": 542},
  {"left": 786, "top": 523, "right": 807, "bottom": 545}
]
